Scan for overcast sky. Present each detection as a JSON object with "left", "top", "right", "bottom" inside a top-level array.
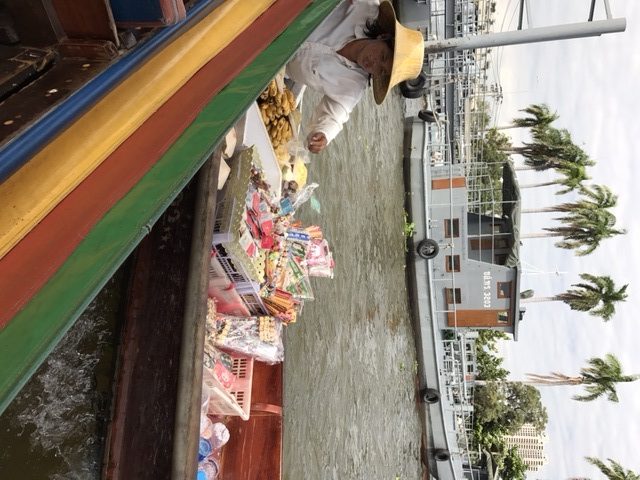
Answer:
[{"left": 492, "top": 1, "right": 640, "bottom": 478}]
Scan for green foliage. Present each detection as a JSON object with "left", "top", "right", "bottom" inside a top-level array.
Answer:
[
  {"left": 547, "top": 186, "right": 626, "bottom": 256},
  {"left": 477, "top": 329, "right": 509, "bottom": 347},
  {"left": 501, "top": 447, "right": 529, "bottom": 480},
  {"left": 473, "top": 382, "right": 547, "bottom": 450},
  {"left": 476, "top": 330, "right": 510, "bottom": 381},
  {"left": 557, "top": 273, "right": 628, "bottom": 321},
  {"left": 586, "top": 456, "right": 640, "bottom": 480},
  {"left": 512, "top": 103, "right": 559, "bottom": 131},
  {"left": 515, "top": 126, "right": 595, "bottom": 172},
  {"left": 403, "top": 213, "right": 415, "bottom": 238},
  {"left": 476, "top": 350, "right": 509, "bottom": 382},
  {"left": 576, "top": 354, "right": 640, "bottom": 402}
]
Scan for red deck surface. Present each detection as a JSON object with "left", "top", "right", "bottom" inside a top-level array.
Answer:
[{"left": 218, "top": 361, "right": 284, "bottom": 480}]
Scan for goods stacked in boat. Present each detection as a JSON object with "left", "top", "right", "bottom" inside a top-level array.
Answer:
[{"left": 197, "top": 83, "right": 335, "bottom": 477}]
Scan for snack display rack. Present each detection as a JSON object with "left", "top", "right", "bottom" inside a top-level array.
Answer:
[
  {"left": 234, "top": 282, "right": 268, "bottom": 316},
  {"left": 205, "top": 353, "right": 254, "bottom": 421},
  {"left": 211, "top": 147, "right": 263, "bottom": 285}
]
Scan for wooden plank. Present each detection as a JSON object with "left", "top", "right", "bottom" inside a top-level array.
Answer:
[
  {"left": 57, "top": 39, "right": 119, "bottom": 60},
  {"left": 217, "top": 362, "right": 283, "bottom": 480},
  {"left": 51, "top": 0, "right": 119, "bottom": 45},
  {"left": 0, "top": 46, "right": 56, "bottom": 101},
  {"left": 0, "top": 57, "right": 107, "bottom": 144},
  {"left": 172, "top": 154, "right": 221, "bottom": 480},
  {"left": 102, "top": 179, "right": 198, "bottom": 480}
]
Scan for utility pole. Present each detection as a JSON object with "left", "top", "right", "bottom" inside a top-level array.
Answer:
[{"left": 424, "top": 18, "right": 626, "bottom": 54}]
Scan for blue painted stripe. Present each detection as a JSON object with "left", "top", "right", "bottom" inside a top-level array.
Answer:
[{"left": 0, "top": 0, "right": 221, "bottom": 182}]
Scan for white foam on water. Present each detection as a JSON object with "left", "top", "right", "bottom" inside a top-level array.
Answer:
[{"left": 7, "top": 281, "right": 120, "bottom": 479}]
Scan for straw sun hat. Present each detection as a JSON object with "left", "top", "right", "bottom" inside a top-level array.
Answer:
[{"left": 372, "top": 0, "right": 425, "bottom": 104}]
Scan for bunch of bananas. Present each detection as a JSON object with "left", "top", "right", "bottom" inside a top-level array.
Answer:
[
  {"left": 258, "top": 80, "right": 296, "bottom": 163},
  {"left": 257, "top": 316, "right": 277, "bottom": 343}
]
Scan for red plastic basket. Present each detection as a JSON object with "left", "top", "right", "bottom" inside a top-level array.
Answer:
[{"left": 205, "top": 353, "right": 254, "bottom": 421}]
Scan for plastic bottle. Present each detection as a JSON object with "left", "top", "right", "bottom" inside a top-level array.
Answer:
[
  {"left": 209, "top": 422, "right": 230, "bottom": 450},
  {"left": 196, "top": 460, "right": 220, "bottom": 479},
  {"left": 200, "top": 415, "right": 213, "bottom": 439},
  {"left": 198, "top": 437, "right": 212, "bottom": 462}
]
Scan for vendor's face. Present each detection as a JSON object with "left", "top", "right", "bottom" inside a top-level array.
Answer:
[{"left": 356, "top": 39, "right": 393, "bottom": 78}]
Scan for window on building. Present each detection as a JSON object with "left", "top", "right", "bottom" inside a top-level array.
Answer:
[
  {"left": 444, "top": 218, "right": 460, "bottom": 238},
  {"left": 496, "top": 238, "right": 509, "bottom": 249},
  {"left": 494, "top": 253, "right": 508, "bottom": 265},
  {"left": 445, "top": 255, "right": 461, "bottom": 272},
  {"left": 497, "top": 311, "right": 509, "bottom": 324},
  {"left": 497, "top": 282, "right": 512, "bottom": 298},
  {"left": 445, "top": 288, "right": 462, "bottom": 304}
]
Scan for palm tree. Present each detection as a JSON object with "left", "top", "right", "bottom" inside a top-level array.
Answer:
[
  {"left": 496, "top": 103, "right": 559, "bottom": 131},
  {"left": 522, "top": 184, "right": 617, "bottom": 213},
  {"left": 522, "top": 207, "right": 626, "bottom": 256},
  {"left": 519, "top": 161, "right": 590, "bottom": 194},
  {"left": 501, "top": 127, "right": 595, "bottom": 172},
  {"left": 547, "top": 208, "right": 625, "bottom": 256},
  {"left": 513, "top": 103, "right": 559, "bottom": 130},
  {"left": 585, "top": 457, "right": 640, "bottom": 480},
  {"left": 520, "top": 273, "right": 628, "bottom": 321},
  {"left": 526, "top": 354, "right": 639, "bottom": 402}
]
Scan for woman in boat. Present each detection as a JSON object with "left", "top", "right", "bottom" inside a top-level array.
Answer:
[{"left": 286, "top": 0, "right": 424, "bottom": 153}]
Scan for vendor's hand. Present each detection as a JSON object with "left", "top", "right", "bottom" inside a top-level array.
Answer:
[{"left": 307, "top": 132, "right": 327, "bottom": 154}]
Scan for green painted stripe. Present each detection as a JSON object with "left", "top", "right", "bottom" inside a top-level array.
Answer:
[{"left": 0, "top": 0, "right": 341, "bottom": 415}]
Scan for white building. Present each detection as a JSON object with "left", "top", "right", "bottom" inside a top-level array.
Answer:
[{"left": 504, "top": 423, "right": 548, "bottom": 471}]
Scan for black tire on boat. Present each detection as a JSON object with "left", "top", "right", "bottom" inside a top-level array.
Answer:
[
  {"left": 399, "top": 72, "right": 427, "bottom": 99},
  {"left": 434, "top": 449, "right": 451, "bottom": 462},
  {"left": 418, "top": 109, "right": 437, "bottom": 123},
  {"left": 417, "top": 239, "right": 439, "bottom": 259},
  {"left": 420, "top": 387, "right": 440, "bottom": 404}
]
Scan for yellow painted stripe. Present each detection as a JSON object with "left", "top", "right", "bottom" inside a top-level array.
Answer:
[{"left": 0, "top": 0, "right": 275, "bottom": 260}]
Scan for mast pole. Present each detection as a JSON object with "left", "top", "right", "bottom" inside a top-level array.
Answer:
[{"left": 423, "top": 18, "right": 626, "bottom": 54}]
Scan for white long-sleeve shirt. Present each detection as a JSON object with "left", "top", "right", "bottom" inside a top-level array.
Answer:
[{"left": 286, "top": 0, "right": 380, "bottom": 144}]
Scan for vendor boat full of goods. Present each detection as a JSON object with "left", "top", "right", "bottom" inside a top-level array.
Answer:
[
  {"left": 101, "top": 75, "right": 335, "bottom": 480},
  {"left": 0, "top": 2, "right": 341, "bottom": 479},
  {"left": 0, "top": 0, "right": 342, "bottom": 419}
]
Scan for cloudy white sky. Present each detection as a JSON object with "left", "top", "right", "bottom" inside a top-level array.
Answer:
[{"left": 492, "top": 1, "right": 640, "bottom": 478}]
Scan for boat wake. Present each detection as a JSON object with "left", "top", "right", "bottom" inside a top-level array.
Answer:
[{"left": 6, "top": 276, "right": 122, "bottom": 479}]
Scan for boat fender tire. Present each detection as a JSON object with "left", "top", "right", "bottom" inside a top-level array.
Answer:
[
  {"left": 417, "top": 239, "right": 439, "bottom": 259},
  {"left": 420, "top": 387, "right": 440, "bottom": 404},
  {"left": 434, "top": 449, "right": 451, "bottom": 462},
  {"left": 399, "top": 72, "right": 428, "bottom": 99},
  {"left": 418, "top": 109, "right": 437, "bottom": 123}
]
